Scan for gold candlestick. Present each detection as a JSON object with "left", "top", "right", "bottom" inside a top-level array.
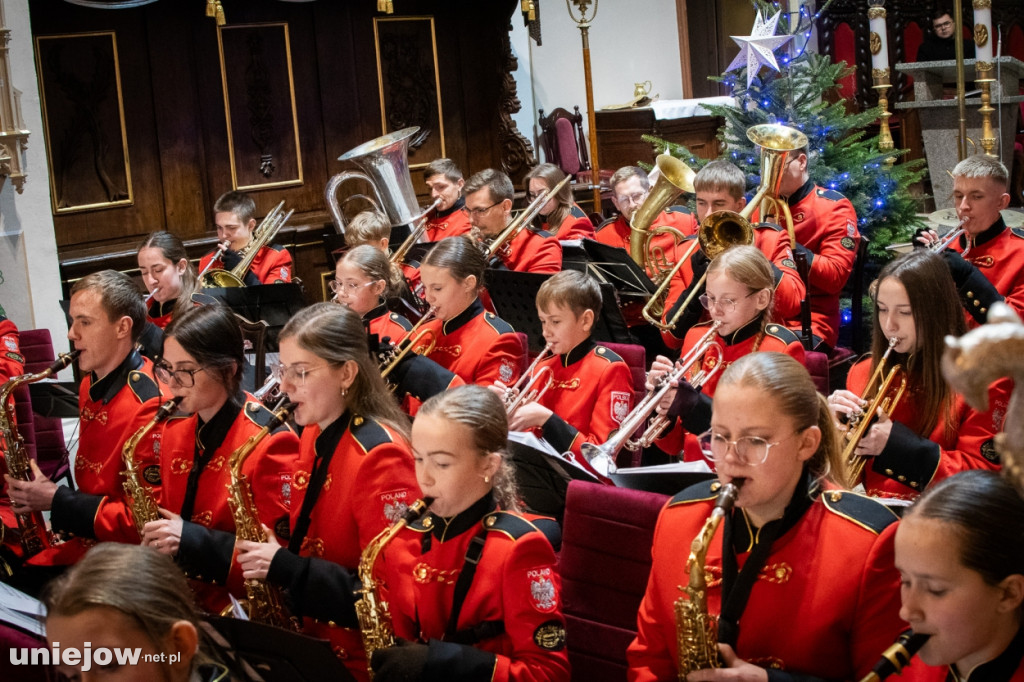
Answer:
[
  {"left": 566, "top": 0, "right": 602, "bottom": 212},
  {"left": 868, "top": 1, "right": 895, "bottom": 167},
  {"left": 872, "top": 69, "right": 896, "bottom": 168}
]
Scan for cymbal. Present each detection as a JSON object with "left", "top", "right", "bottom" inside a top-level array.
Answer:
[{"left": 927, "top": 209, "right": 960, "bottom": 227}]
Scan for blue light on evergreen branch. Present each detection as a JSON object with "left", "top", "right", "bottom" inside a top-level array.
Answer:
[{"left": 841, "top": 308, "right": 852, "bottom": 325}]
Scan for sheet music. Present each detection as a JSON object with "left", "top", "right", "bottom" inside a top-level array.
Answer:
[
  {"left": 0, "top": 581, "right": 46, "bottom": 636},
  {"left": 612, "top": 460, "right": 714, "bottom": 475},
  {"left": 508, "top": 430, "right": 560, "bottom": 458}
]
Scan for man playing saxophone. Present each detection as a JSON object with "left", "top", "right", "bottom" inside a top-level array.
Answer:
[
  {"left": 0, "top": 308, "right": 26, "bottom": 562},
  {"left": 628, "top": 353, "right": 903, "bottom": 681},
  {"left": 197, "top": 191, "right": 293, "bottom": 285}
]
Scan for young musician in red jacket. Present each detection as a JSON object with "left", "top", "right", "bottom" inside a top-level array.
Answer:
[
  {"left": 628, "top": 353, "right": 905, "bottom": 681},
  {"left": 418, "top": 236, "right": 525, "bottom": 387},
  {"left": 895, "top": 470, "right": 1024, "bottom": 682},
  {"left": 465, "top": 169, "right": 562, "bottom": 274},
  {"left": 524, "top": 163, "right": 594, "bottom": 241},
  {"left": 649, "top": 246, "right": 806, "bottom": 462},
  {"left": 489, "top": 270, "right": 633, "bottom": 467},
  {"left": 197, "top": 191, "right": 293, "bottom": 285},
  {"left": 7, "top": 271, "right": 167, "bottom": 568},
  {"left": 333, "top": 245, "right": 413, "bottom": 343},
  {"left": 828, "top": 251, "right": 1010, "bottom": 501},
  {"left": 0, "top": 308, "right": 25, "bottom": 563},
  {"left": 914, "top": 155, "right": 1024, "bottom": 328},
  {"left": 662, "top": 161, "right": 806, "bottom": 349},
  {"left": 137, "top": 231, "right": 203, "bottom": 330},
  {"left": 424, "top": 158, "right": 473, "bottom": 241},
  {"left": 236, "top": 303, "right": 420, "bottom": 680},
  {"left": 752, "top": 147, "right": 859, "bottom": 351},
  {"left": 142, "top": 304, "right": 298, "bottom": 613},
  {"left": 370, "top": 385, "right": 569, "bottom": 682}
]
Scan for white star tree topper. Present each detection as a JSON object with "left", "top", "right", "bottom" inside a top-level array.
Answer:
[{"left": 726, "top": 10, "right": 794, "bottom": 88}]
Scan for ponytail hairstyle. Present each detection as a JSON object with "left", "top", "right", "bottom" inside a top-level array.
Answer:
[
  {"left": 717, "top": 352, "right": 848, "bottom": 489},
  {"left": 137, "top": 231, "right": 200, "bottom": 321},
  {"left": 418, "top": 384, "right": 520, "bottom": 512},
  {"left": 421, "top": 235, "right": 487, "bottom": 292},
  {"left": 279, "top": 302, "right": 410, "bottom": 438},
  {"left": 339, "top": 244, "right": 405, "bottom": 300},
  {"left": 706, "top": 245, "right": 776, "bottom": 333},
  {"left": 163, "top": 304, "right": 245, "bottom": 399},
  {"left": 524, "top": 163, "right": 573, "bottom": 230}
]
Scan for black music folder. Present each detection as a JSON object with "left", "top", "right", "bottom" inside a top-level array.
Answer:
[
  {"left": 574, "top": 238, "right": 658, "bottom": 297},
  {"left": 28, "top": 382, "right": 79, "bottom": 419},
  {"left": 507, "top": 434, "right": 599, "bottom": 524},
  {"left": 609, "top": 462, "right": 717, "bottom": 497},
  {"left": 202, "top": 284, "right": 305, "bottom": 350}
]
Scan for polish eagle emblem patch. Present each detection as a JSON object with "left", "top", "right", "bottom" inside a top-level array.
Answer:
[
  {"left": 528, "top": 567, "right": 558, "bottom": 613},
  {"left": 610, "top": 391, "right": 631, "bottom": 424},
  {"left": 499, "top": 358, "right": 516, "bottom": 384}
]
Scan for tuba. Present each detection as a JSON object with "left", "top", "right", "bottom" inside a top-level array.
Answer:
[
  {"left": 842, "top": 337, "right": 907, "bottom": 483},
  {"left": 355, "top": 497, "right": 434, "bottom": 680},
  {"left": 200, "top": 200, "right": 294, "bottom": 288},
  {"left": 675, "top": 479, "right": 744, "bottom": 679},
  {"left": 0, "top": 350, "right": 80, "bottom": 557},
  {"left": 122, "top": 396, "right": 183, "bottom": 538},
  {"left": 226, "top": 397, "right": 298, "bottom": 629},
  {"left": 327, "top": 127, "right": 435, "bottom": 235}
]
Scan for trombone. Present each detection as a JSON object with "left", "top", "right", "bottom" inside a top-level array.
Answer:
[
  {"left": 484, "top": 175, "right": 571, "bottom": 261},
  {"left": 505, "top": 345, "right": 554, "bottom": 420},
  {"left": 379, "top": 307, "right": 438, "bottom": 381},
  {"left": 841, "top": 336, "right": 907, "bottom": 482},
  {"left": 582, "top": 321, "right": 723, "bottom": 476}
]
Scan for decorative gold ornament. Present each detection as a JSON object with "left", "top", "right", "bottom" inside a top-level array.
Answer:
[
  {"left": 972, "top": 0, "right": 992, "bottom": 9},
  {"left": 870, "top": 32, "right": 882, "bottom": 55},
  {"left": 974, "top": 23, "right": 989, "bottom": 48},
  {"left": 867, "top": 7, "right": 886, "bottom": 19}
]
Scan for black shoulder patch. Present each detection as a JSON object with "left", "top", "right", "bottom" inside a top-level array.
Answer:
[
  {"left": 764, "top": 324, "right": 802, "bottom": 346},
  {"left": 268, "top": 243, "right": 286, "bottom": 252},
  {"left": 350, "top": 415, "right": 394, "bottom": 455},
  {"left": 669, "top": 479, "right": 720, "bottom": 507},
  {"left": 595, "top": 217, "right": 618, "bottom": 232},
  {"left": 242, "top": 401, "right": 289, "bottom": 433},
  {"left": 274, "top": 515, "right": 291, "bottom": 541},
  {"left": 981, "top": 439, "right": 1000, "bottom": 463},
  {"left": 390, "top": 313, "right": 414, "bottom": 332},
  {"left": 526, "top": 224, "right": 555, "bottom": 238},
  {"left": 821, "top": 490, "right": 899, "bottom": 535},
  {"left": 1011, "top": 227, "right": 1024, "bottom": 240},
  {"left": 483, "top": 511, "right": 540, "bottom": 541},
  {"left": 593, "top": 345, "right": 624, "bottom": 364},
  {"left": 128, "top": 370, "right": 161, "bottom": 404},
  {"left": 190, "top": 292, "right": 219, "bottom": 307},
  {"left": 754, "top": 221, "right": 784, "bottom": 232},
  {"left": 483, "top": 312, "right": 516, "bottom": 335},
  {"left": 665, "top": 204, "right": 693, "bottom": 215},
  {"left": 533, "top": 620, "right": 567, "bottom": 651},
  {"left": 816, "top": 188, "right": 846, "bottom": 202},
  {"left": 569, "top": 205, "right": 587, "bottom": 219}
]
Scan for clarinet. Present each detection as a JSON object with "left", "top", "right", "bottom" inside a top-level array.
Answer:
[{"left": 859, "top": 630, "right": 930, "bottom": 682}]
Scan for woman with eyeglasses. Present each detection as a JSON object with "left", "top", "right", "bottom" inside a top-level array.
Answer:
[
  {"left": 647, "top": 246, "right": 805, "bottom": 461},
  {"left": 524, "top": 163, "right": 594, "bottom": 241},
  {"left": 418, "top": 235, "right": 525, "bottom": 387},
  {"left": 141, "top": 304, "right": 299, "bottom": 614},
  {"left": 332, "top": 245, "right": 413, "bottom": 345},
  {"left": 234, "top": 302, "right": 419, "bottom": 680},
  {"left": 628, "top": 352, "right": 905, "bottom": 681},
  {"left": 827, "top": 250, "right": 1010, "bottom": 501}
]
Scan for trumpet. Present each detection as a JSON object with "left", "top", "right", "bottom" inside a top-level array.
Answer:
[
  {"left": 484, "top": 175, "right": 571, "bottom": 261},
  {"left": 930, "top": 217, "right": 971, "bottom": 257},
  {"left": 390, "top": 198, "right": 442, "bottom": 265},
  {"left": 505, "top": 345, "right": 554, "bottom": 419},
  {"left": 582, "top": 322, "right": 723, "bottom": 476},
  {"left": 253, "top": 375, "right": 281, "bottom": 405},
  {"left": 841, "top": 337, "right": 907, "bottom": 482},
  {"left": 379, "top": 307, "right": 438, "bottom": 381}
]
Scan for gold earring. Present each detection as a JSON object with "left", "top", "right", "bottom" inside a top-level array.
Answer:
[{"left": 484, "top": 475, "right": 491, "bottom": 484}]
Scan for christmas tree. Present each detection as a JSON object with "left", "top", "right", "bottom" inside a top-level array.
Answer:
[{"left": 644, "top": 0, "right": 926, "bottom": 261}]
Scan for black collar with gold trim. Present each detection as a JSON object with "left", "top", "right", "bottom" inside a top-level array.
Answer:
[
  {"left": 315, "top": 412, "right": 351, "bottom": 460},
  {"left": 730, "top": 471, "right": 819, "bottom": 553},
  {"left": 443, "top": 298, "right": 485, "bottom": 335},
  {"left": 435, "top": 197, "right": 465, "bottom": 219},
  {"left": 416, "top": 491, "right": 496, "bottom": 544},
  {"left": 363, "top": 300, "right": 390, "bottom": 324},
  {"left": 720, "top": 316, "right": 762, "bottom": 347},
  {"left": 964, "top": 216, "right": 1007, "bottom": 251},
  {"left": 949, "top": 622, "right": 1024, "bottom": 682},
  {"left": 196, "top": 390, "right": 245, "bottom": 452},
  {"left": 560, "top": 339, "right": 596, "bottom": 367},
  {"left": 89, "top": 349, "right": 145, "bottom": 404},
  {"left": 148, "top": 297, "right": 177, "bottom": 319}
]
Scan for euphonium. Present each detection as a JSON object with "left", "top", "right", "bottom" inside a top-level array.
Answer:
[
  {"left": 842, "top": 337, "right": 907, "bottom": 483},
  {"left": 505, "top": 344, "right": 554, "bottom": 420},
  {"left": 674, "top": 479, "right": 744, "bottom": 679},
  {"left": 628, "top": 153, "right": 696, "bottom": 276},
  {"left": 355, "top": 497, "right": 434, "bottom": 679},
  {"left": 0, "top": 350, "right": 79, "bottom": 557},
  {"left": 379, "top": 307, "right": 437, "bottom": 381},
  {"left": 582, "top": 322, "right": 723, "bottom": 476},
  {"left": 484, "top": 174, "right": 571, "bottom": 261},
  {"left": 858, "top": 630, "right": 930, "bottom": 682},
  {"left": 200, "top": 200, "right": 293, "bottom": 288},
  {"left": 122, "top": 396, "right": 183, "bottom": 538},
  {"left": 226, "top": 397, "right": 298, "bottom": 629}
]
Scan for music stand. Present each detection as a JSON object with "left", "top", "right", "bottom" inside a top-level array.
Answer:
[
  {"left": 202, "top": 284, "right": 306, "bottom": 351},
  {"left": 508, "top": 439, "right": 599, "bottom": 524},
  {"left": 28, "top": 382, "right": 79, "bottom": 419},
  {"left": 577, "top": 239, "right": 658, "bottom": 297},
  {"left": 204, "top": 616, "right": 354, "bottom": 682},
  {"left": 485, "top": 270, "right": 550, "bottom": 354},
  {"left": 610, "top": 465, "right": 716, "bottom": 497}
]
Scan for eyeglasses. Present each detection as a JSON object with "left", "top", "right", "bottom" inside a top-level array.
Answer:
[
  {"left": 615, "top": 191, "right": 648, "bottom": 206},
  {"left": 698, "top": 430, "right": 802, "bottom": 466},
  {"left": 270, "top": 362, "right": 332, "bottom": 386},
  {"left": 329, "top": 279, "right": 375, "bottom": 296},
  {"left": 699, "top": 291, "right": 758, "bottom": 314},
  {"left": 154, "top": 363, "right": 206, "bottom": 388},
  {"left": 461, "top": 201, "right": 501, "bottom": 218},
  {"left": 933, "top": 20, "right": 953, "bottom": 30}
]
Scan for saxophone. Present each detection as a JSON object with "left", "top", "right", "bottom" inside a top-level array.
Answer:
[
  {"left": 858, "top": 630, "right": 930, "bottom": 682},
  {"left": 226, "top": 397, "right": 297, "bottom": 629},
  {"left": 355, "top": 496, "right": 434, "bottom": 679},
  {"left": 121, "top": 396, "right": 183, "bottom": 538},
  {"left": 0, "top": 350, "right": 80, "bottom": 557},
  {"left": 674, "top": 479, "right": 745, "bottom": 679}
]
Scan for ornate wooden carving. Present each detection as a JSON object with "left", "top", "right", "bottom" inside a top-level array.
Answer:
[{"left": 498, "top": 19, "right": 536, "bottom": 183}]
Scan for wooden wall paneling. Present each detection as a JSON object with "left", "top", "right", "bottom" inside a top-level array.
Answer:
[{"left": 684, "top": 0, "right": 721, "bottom": 99}]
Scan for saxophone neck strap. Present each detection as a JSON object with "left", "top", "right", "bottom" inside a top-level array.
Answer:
[{"left": 444, "top": 530, "right": 488, "bottom": 640}]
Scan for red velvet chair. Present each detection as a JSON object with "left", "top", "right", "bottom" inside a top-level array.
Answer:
[
  {"left": 559, "top": 480, "right": 669, "bottom": 681},
  {"left": 538, "top": 106, "right": 613, "bottom": 194},
  {"left": 599, "top": 342, "right": 648, "bottom": 468},
  {"left": 13, "top": 329, "right": 71, "bottom": 485}
]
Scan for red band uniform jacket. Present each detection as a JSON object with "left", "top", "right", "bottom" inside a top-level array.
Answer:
[
  {"left": 0, "top": 315, "right": 25, "bottom": 552},
  {"left": 846, "top": 358, "right": 1010, "bottom": 500},
  {"left": 497, "top": 226, "right": 562, "bottom": 274},
  {"left": 540, "top": 205, "right": 595, "bottom": 241},
  {"left": 628, "top": 477, "right": 905, "bottom": 682},
  {"left": 198, "top": 244, "right": 293, "bottom": 285},
  {"left": 425, "top": 199, "right": 473, "bottom": 242},
  {"left": 267, "top": 412, "right": 419, "bottom": 680},
  {"left": 656, "top": 320, "right": 806, "bottom": 460},
  {"left": 157, "top": 393, "right": 299, "bottom": 611},
  {"left": 365, "top": 302, "right": 413, "bottom": 348},
  {"left": 423, "top": 299, "right": 524, "bottom": 387},
  {"left": 531, "top": 340, "right": 634, "bottom": 465},
  {"left": 951, "top": 218, "right": 1024, "bottom": 327},
  {"left": 594, "top": 208, "right": 697, "bottom": 280},
  {"left": 755, "top": 181, "right": 860, "bottom": 348},
  {"left": 32, "top": 351, "right": 167, "bottom": 567},
  {"left": 380, "top": 492, "right": 571, "bottom": 682}
]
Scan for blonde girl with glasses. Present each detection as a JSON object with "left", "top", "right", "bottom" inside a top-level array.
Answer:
[
  {"left": 235, "top": 302, "right": 419, "bottom": 681},
  {"left": 332, "top": 245, "right": 414, "bottom": 345},
  {"left": 628, "top": 352, "right": 905, "bottom": 682},
  {"left": 647, "top": 246, "right": 806, "bottom": 461},
  {"left": 142, "top": 304, "right": 299, "bottom": 615}
]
